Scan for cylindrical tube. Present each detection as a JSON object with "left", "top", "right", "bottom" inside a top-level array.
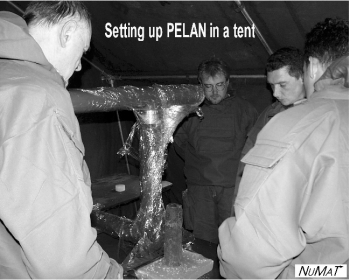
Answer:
[
  {"left": 69, "top": 84, "right": 204, "bottom": 114},
  {"left": 164, "top": 203, "right": 183, "bottom": 267},
  {"left": 74, "top": 85, "right": 205, "bottom": 271}
]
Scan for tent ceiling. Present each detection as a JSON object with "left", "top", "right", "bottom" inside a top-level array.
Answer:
[{"left": 1, "top": 1, "right": 349, "bottom": 78}]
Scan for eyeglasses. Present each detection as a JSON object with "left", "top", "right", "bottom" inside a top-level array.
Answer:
[{"left": 202, "top": 81, "right": 227, "bottom": 92}]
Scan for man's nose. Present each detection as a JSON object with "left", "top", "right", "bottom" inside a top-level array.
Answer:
[{"left": 273, "top": 87, "right": 281, "bottom": 98}]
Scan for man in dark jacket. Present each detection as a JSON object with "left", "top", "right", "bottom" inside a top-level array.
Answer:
[{"left": 174, "top": 57, "right": 258, "bottom": 243}]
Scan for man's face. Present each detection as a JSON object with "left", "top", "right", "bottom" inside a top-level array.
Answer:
[
  {"left": 59, "top": 21, "right": 91, "bottom": 86},
  {"left": 267, "top": 66, "right": 305, "bottom": 106},
  {"left": 201, "top": 72, "right": 229, "bottom": 104}
]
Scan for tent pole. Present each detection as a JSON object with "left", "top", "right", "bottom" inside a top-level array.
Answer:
[
  {"left": 7, "top": 1, "right": 24, "bottom": 13},
  {"left": 233, "top": 0, "right": 273, "bottom": 55},
  {"left": 119, "top": 74, "right": 266, "bottom": 80},
  {"left": 107, "top": 78, "right": 131, "bottom": 175}
]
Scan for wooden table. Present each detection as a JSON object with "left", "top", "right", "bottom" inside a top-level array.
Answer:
[{"left": 91, "top": 174, "right": 172, "bottom": 211}]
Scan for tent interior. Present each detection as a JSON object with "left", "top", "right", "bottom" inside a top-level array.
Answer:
[
  {"left": 2, "top": 0, "right": 348, "bottom": 180},
  {"left": 1, "top": 1, "right": 348, "bottom": 277}
]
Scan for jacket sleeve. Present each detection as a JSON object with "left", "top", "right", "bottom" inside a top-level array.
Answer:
[
  {"left": 244, "top": 102, "right": 258, "bottom": 136},
  {"left": 233, "top": 104, "right": 273, "bottom": 213},
  {"left": 0, "top": 88, "right": 116, "bottom": 278},
  {"left": 231, "top": 101, "right": 258, "bottom": 214},
  {"left": 218, "top": 102, "right": 348, "bottom": 278},
  {"left": 173, "top": 118, "right": 190, "bottom": 160},
  {"left": 232, "top": 136, "right": 254, "bottom": 214}
]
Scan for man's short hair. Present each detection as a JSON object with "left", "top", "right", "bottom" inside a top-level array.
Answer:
[
  {"left": 23, "top": 1, "right": 91, "bottom": 28},
  {"left": 304, "top": 18, "right": 349, "bottom": 66},
  {"left": 198, "top": 57, "right": 230, "bottom": 83},
  {"left": 266, "top": 47, "right": 304, "bottom": 80}
]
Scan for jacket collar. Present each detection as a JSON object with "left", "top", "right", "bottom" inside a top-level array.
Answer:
[{"left": 0, "top": 12, "right": 64, "bottom": 87}]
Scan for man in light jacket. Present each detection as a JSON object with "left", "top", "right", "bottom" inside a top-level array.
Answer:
[
  {"left": 218, "top": 18, "right": 349, "bottom": 278},
  {"left": 233, "top": 47, "right": 306, "bottom": 212},
  {"left": 0, "top": 1, "right": 123, "bottom": 278}
]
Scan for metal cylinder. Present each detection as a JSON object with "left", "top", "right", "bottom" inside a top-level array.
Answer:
[
  {"left": 164, "top": 203, "right": 183, "bottom": 267},
  {"left": 72, "top": 85, "right": 205, "bottom": 271}
]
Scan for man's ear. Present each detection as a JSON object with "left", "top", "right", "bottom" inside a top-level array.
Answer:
[
  {"left": 308, "top": 56, "right": 319, "bottom": 80},
  {"left": 308, "top": 56, "right": 328, "bottom": 82},
  {"left": 59, "top": 20, "right": 78, "bottom": 48}
]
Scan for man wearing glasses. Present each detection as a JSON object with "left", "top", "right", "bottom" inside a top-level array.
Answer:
[{"left": 173, "top": 57, "right": 258, "bottom": 244}]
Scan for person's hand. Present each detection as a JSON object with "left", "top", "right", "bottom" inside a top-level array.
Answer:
[
  {"left": 105, "top": 258, "right": 123, "bottom": 279},
  {"left": 318, "top": 56, "right": 349, "bottom": 88}
]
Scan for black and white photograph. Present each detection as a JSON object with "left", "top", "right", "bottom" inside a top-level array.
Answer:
[{"left": 0, "top": 1, "right": 348, "bottom": 278}]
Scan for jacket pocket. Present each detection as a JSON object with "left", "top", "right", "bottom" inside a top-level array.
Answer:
[
  {"left": 236, "top": 140, "right": 291, "bottom": 210},
  {"left": 242, "top": 140, "right": 290, "bottom": 168}
]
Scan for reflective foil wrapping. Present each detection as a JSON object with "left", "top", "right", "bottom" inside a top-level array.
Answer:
[
  {"left": 164, "top": 203, "right": 183, "bottom": 267},
  {"left": 117, "top": 122, "right": 140, "bottom": 161},
  {"left": 70, "top": 84, "right": 204, "bottom": 113},
  {"left": 71, "top": 85, "right": 204, "bottom": 272}
]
